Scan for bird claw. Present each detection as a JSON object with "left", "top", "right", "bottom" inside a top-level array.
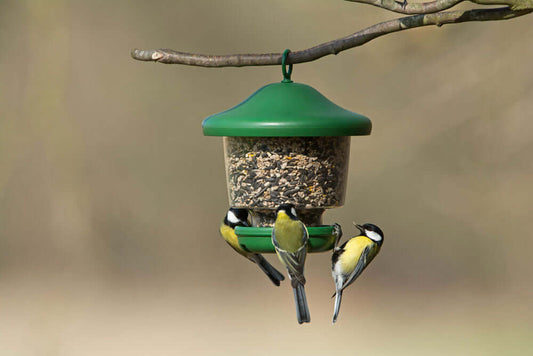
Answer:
[{"left": 332, "top": 223, "right": 343, "bottom": 247}]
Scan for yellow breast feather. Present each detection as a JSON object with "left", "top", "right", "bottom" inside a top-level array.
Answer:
[
  {"left": 220, "top": 223, "right": 248, "bottom": 257},
  {"left": 273, "top": 212, "right": 306, "bottom": 252},
  {"left": 339, "top": 236, "right": 376, "bottom": 273}
]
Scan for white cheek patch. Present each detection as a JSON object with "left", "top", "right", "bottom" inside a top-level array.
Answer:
[
  {"left": 291, "top": 207, "right": 297, "bottom": 217},
  {"left": 227, "top": 210, "right": 240, "bottom": 224},
  {"left": 366, "top": 230, "right": 382, "bottom": 242}
]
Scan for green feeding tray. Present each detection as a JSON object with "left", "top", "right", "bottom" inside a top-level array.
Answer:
[
  {"left": 235, "top": 225, "right": 336, "bottom": 253},
  {"left": 202, "top": 81, "right": 371, "bottom": 137}
]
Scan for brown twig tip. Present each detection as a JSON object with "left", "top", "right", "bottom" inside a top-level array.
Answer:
[
  {"left": 131, "top": 49, "right": 156, "bottom": 61},
  {"left": 130, "top": 2, "right": 532, "bottom": 67}
]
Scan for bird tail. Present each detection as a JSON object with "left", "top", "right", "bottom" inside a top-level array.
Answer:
[
  {"left": 293, "top": 283, "right": 310, "bottom": 324},
  {"left": 253, "top": 254, "right": 285, "bottom": 286},
  {"left": 332, "top": 290, "right": 343, "bottom": 324}
]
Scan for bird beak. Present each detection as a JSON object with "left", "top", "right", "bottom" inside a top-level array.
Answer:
[{"left": 353, "top": 222, "right": 365, "bottom": 234}]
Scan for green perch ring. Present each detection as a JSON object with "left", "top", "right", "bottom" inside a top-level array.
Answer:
[{"left": 236, "top": 226, "right": 337, "bottom": 253}]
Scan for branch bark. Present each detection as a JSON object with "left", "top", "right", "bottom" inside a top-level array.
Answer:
[
  {"left": 131, "top": 5, "right": 532, "bottom": 68},
  {"left": 344, "top": 0, "right": 520, "bottom": 15},
  {"left": 345, "top": 0, "right": 463, "bottom": 15}
]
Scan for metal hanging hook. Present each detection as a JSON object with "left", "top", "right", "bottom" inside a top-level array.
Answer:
[{"left": 281, "top": 49, "right": 293, "bottom": 83}]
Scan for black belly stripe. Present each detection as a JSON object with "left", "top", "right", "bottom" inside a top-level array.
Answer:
[{"left": 331, "top": 248, "right": 343, "bottom": 268}]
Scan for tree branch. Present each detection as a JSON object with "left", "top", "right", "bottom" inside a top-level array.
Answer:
[
  {"left": 131, "top": 6, "right": 532, "bottom": 68},
  {"left": 344, "top": 0, "right": 520, "bottom": 15},
  {"left": 345, "top": 0, "right": 463, "bottom": 15}
]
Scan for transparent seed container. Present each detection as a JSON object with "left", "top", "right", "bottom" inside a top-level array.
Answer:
[{"left": 223, "top": 136, "right": 350, "bottom": 226}]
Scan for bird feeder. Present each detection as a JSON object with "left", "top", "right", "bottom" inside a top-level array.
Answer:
[{"left": 202, "top": 50, "right": 371, "bottom": 253}]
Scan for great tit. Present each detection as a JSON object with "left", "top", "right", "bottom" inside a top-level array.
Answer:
[
  {"left": 272, "top": 203, "right": 310, "bottom": 324},
  {"left": 331, "top": 223, "right": 384, "bottom": 324},
  {"left": 220, "top": 208, "right": 285, "bottom": 286}
]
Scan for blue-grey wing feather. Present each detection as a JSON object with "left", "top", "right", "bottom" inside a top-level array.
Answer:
[
  {"left": 274, "top": 244, "right": 306, "bottom": 285},
  {"left": 339, "top": 246, "right": 370, "bottom": 292},
  {"left": 272, "top": 226, "right": 307, "bottom": 285},
  {"left": 301, "top": 222, "right": 309, "bottom": 245}
]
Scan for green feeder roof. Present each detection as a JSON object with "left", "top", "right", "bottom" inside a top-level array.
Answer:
[{"left": 202, "top": 81, "right": 371, "bottom": 137}]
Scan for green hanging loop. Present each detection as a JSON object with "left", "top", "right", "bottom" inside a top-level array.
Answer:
[{"left": 281, "top": 49, "right": 293, "bottom": 83}]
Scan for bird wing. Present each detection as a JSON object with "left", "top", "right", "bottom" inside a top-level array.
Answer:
[
  {"left": 339, "top": 245, "right": 371, "bottom": 293},
  {"left": 275, "top": 244, "right": 307, "bottom": 285},
  {"left": 272, "top": 229, "right": 307, "bottom": 285},
  {"left": 301, "top": 222, "right": 309, "bottom": 245}
]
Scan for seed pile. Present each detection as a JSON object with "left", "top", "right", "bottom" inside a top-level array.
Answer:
[{"left": 224, "top": 137, "right": 349, "bottom": 209}]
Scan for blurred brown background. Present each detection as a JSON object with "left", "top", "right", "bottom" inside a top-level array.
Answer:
[{"left": 1, "top": 1, "right": 532, "bottom": 355}]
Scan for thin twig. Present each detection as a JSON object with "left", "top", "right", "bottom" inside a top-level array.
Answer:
[
  {"left": 345, "top": 0, "right": 463, "bottom": 15},
  {"left": 131, "top": 6, "right": 532, "bottom": 67},
  {"left": 344, "top": 0, "right": 519, "bottom": 15}
]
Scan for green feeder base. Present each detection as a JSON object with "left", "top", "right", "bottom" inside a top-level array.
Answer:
[{"left": 235, "top": 225, "right": 337, "bottom": 254}]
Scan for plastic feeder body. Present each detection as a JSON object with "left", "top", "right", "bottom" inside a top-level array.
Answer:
[{"left": 223, "top": 136, "right": 350, "bottom": 226}]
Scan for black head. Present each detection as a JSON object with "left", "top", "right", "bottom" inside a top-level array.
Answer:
[
  {"left": 354, "top": 223, "right": 384, "bottom": 246},
  {"left": 224, "top": 208, "right": 250, "bottom": 228},
  {"left": 276, "top": 203, "right": 298, "bottom": 220}
]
